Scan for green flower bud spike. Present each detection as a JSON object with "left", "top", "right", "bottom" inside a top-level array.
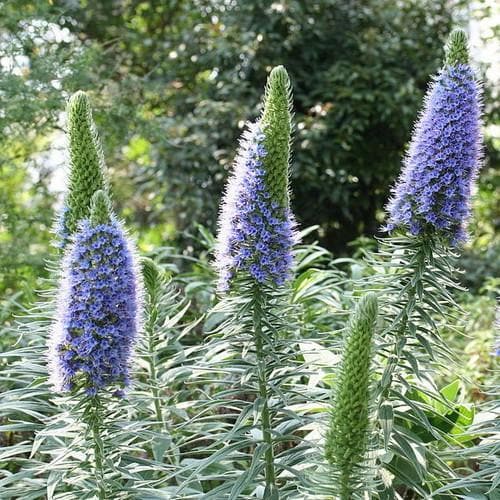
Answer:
[
  {"left": 445, "top": 28, "right": 469, "bottom": 66},
  {"left": 140, "top": 256, "right": 169, "bottom": 433},
  {"left": 89, "top": 190, "right": 112, "bottom": 226},
  {"left": 141, "top": 257, "right": 161, "bottom": 297},
  {"left": 260, "top": 65, "right": 293, "bottom": 208},
  {"left": 60, "top": 91, "right": 108, "bottom": 243},
  {"left": 325, "top": 293, "right": 378, "bottom": 499}
]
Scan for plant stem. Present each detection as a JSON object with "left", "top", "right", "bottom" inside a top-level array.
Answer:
[
  {"left": 145, "top": 299, "right": 167, "bottom": 433},
  {"left": 90, "top": 397, "right": 106, "bottom": 500},
  {"left": 252, "top": 286, "right": 278, "bottom": 496},
  {"left": 380, "top": 238, "right": 429, "bottom": 406},
  {"left": 381, "top": 287, "right": 416, "bottom": 397}
]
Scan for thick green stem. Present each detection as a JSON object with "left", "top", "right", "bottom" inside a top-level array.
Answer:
[
  {"left": 145, "top": 301, "right": 167, "bottom": 432},
  {"left": 252, "top": 287, "right": 278, "bottom": 496},
  {"left": 380, "top": 239, "right": 429, "bottom": 409},
  {"left": 89, "top": 397, "right": 106, "bottom": 500},
  {"left": 381, "top": 287, "right": 415, "bottom": 398},
  {"left": 339, "top": 471, "right": 353, "bottom": 500}
]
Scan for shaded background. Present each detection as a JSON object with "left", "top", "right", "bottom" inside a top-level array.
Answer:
[{"left": 0, "top": 0, "right": 498, "bottom": 311}]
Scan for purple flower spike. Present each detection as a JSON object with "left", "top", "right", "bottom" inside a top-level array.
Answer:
[
  {"left": 215, "top": 122, "right": 297, "bottom": 291},
  {"left": 49, "top": 215, "right": 142, "bottom": 395},
  {"left": 386, "top": 30, "right": 482, "bottom": 244}
]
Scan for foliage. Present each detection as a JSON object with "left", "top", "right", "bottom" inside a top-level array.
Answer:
[
  {"left": 0, "top": 4, "right": 498, "bottom": 500},
  {"left": 0, "top": 141, "right": 55, "bottom": 317},
  {"left": 1, "top": 227, "right": 497, "bottom": 498},
  {"left": 324, "top": 293, "right": 378, "bottom": 499},
  {"left": 460, "top": 165, "right": 500, "bottom": 293}
]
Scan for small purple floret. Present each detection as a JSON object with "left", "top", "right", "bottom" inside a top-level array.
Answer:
[
  {"left": 386, "top": 64, "right": 482, "bottom": 244},
  {"left": 49, "top": 219, "right": 141, "bottom": 394},
  {"left": 53, "top": 204, "right": 70, "bottom": 248},
  {"left": 215, "top": 122, "right": 297, "bottom": 291}
]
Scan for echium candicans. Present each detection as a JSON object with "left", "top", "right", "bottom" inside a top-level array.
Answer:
[
  {"left": 215, "top": 66, "right": 297, "bottom": 291},
  {"left": 55, "top": 91, "right": 108, "bottom": 248},
  {"left": 210, "top": 66, "right": 297, "bottom": 496},
  {"left": 386, "top": 29, "right": 482, "bottom": 244},
  {"left": 325, "top": 293, "right": 378, "bottom": 499},
  {"left": 49, "top": 190, "right": 142, "bottom": 396}
]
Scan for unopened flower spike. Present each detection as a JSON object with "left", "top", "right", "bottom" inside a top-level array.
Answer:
[
  {"left": 386, "top": 28, "right": 482, "bottom": 244},
  {"left": 56, "top": 91, "right": 108, "bottom": 247},
  {"left": 141, "top": 257, "right": 162, "bottom": 296},
  {"left": 325, "top": 293, "right": 378, "bottom": 499},
  {"left": 49, "top": 190, "right": 142, "bottom": 396},
  {"left": 215, "top": 66, "right": 298, "bottom": 291}
]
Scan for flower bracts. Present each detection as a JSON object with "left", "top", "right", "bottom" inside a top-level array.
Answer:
[
  {"left": 386, "top": 29, "right": 482, "bottom": 244},
  {"left": 325, "top": 293, "right": 378, "bottom": 499},
  {"left": 49, "top": 191, "right": 141, "bottom": 396},
  {"left": 56, "top": 91, "right": 108, "bottom": 247},
  {"left": 215, "top": 66, "right": 297, "bottom": 291}
]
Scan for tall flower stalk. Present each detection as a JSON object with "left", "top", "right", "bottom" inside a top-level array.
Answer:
[
  {"left": 211, "top": 65, "right": 297, "bottom": 497},
  {"left": 382, "top": 27, "right": 482, "bottom": 388},
  {"left": 141, "top": 258, "right": 168, "bottom": 433},
  {"left": 325, "top": 293, "right": 378, "bottom": 499},
  {"left": 48, "top": 190, "right": 142, "bottom": 498},
  {"left": 371, "top": 28, "right": 483, "bottom": 493},
  {"left": 383, "top": 27, "right": 482, "bottom": 377}
]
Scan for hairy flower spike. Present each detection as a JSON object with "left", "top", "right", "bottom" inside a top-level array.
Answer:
[
  {"left": 57, "top": 91, "right": 108, "bottom": 246},
  {"left": 386, "top": 29, "right": 482, "bottom": 244},
  {"left": 49, "top": 191, "right": 142, "bottom": 395},
  {"left": 215, "top": 66, "right": 297, "bottom": 291},
  {"left": 325, "top": 293, "right": 378, "bottom": 499}
]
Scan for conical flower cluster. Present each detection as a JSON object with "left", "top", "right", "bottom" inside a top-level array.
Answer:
[
  {"left": 386, "top": 29, "right": 482, "bottom": 244},
  {"left": 49, "top": 191, "right": 142, "bottom": 396},
  {"left": 215, "top": 66, "right": 297, "bottom": 291},
  {"left": 325, "top": 293, "right": 378, "bottom": 499},
  {"left": 56, "top": 91, "right": 108, "bottom": 247}
]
